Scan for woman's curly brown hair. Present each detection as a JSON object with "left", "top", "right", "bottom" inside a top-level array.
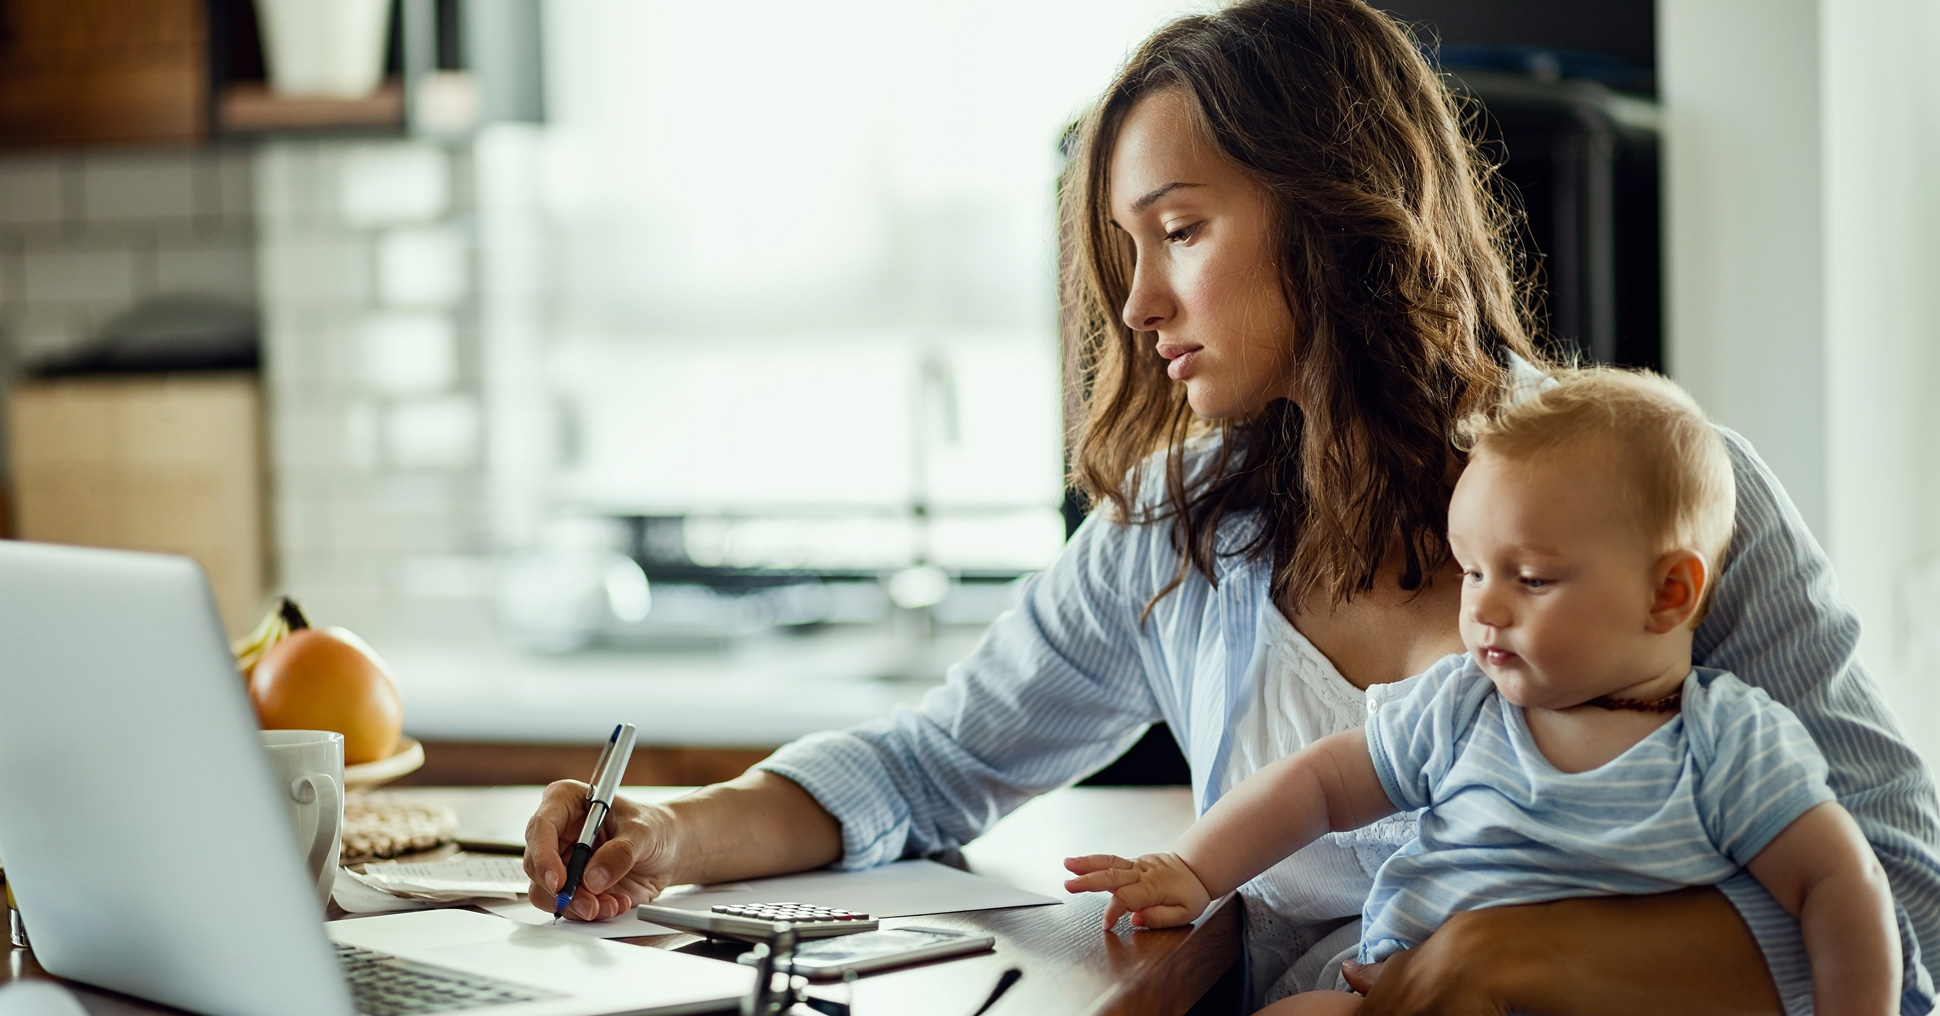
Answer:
[{"left": 1064, "top": 0, "right": 1547, "bottom": 614}]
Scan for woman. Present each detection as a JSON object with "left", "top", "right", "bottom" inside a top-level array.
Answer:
[{"left": 525, "top": 2, "right": 1940, "bottom": 1012}]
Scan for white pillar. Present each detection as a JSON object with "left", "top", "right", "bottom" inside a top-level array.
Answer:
[
  {"left": 1660, "top": 0, "right": 1940, "bottom": 760},
  {"left": 1820, "top": 0, "right": 1940, "bottom": 758},
  {"left": 1658, "top": 0, "right": 1826, "bottom": 535}
]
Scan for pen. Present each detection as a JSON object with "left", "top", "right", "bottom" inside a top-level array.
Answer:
[{"left": 554, "top": 723, "right": 638, "bottom": 922}]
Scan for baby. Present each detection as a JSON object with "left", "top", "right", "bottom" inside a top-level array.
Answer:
[{"left": 1065, "top": 368, "right": 1898, "bottom": 1015}]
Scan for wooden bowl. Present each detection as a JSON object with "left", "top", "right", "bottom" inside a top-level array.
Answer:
[{"left": 343, "top": 736, "right": 424, "bottom": 790}]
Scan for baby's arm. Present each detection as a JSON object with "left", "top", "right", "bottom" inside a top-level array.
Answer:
[
  {"left": 1064, "top": 726, "right": 1396, "bottom": 928},
  {"left": 1743, "top": 801, "right": 1898, "bottom": 1016}
]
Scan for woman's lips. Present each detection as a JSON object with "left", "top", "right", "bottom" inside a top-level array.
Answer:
[{"left": 1157, "top": 343, "right": 1201, "bottom": 381}]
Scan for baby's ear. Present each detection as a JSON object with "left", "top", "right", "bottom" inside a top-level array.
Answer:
[{"left": 1646, "top": 550, "right": 1708, "bottom": 634}]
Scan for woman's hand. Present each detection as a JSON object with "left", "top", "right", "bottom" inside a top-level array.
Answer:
[
  {"left": 1337, "top": 929, "right": 1520, "bottom": 1016},
  {"left": 1340, "top": 887, "right": 1784, "bottom": 1016},
  {"left": 1063, "top": 852, "right": 1213, "bottom": 929},
  {"left": 523, "top": 781, "right": 682, "bottom": 921},
  {"left": 522, "top": 769, "right": 845, "bottom": 922}
]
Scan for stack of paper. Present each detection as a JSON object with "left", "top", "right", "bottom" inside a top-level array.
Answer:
[
  {"left": 484, "top": 859, "right": 1059, "bottom": 938},
  {"left": 334, "top": 855, "right": 529, "bottom": 915}
]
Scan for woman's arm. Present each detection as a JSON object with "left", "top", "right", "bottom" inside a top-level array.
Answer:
[
  {"left": 1699, "top": 430, "right": 1940, "bottom": 1012},
  {"left": 1342, "top": 887, "right": 1785, "bottom": 1016}
]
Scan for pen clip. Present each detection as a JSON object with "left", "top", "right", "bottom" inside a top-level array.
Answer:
[
  {"left": 588, "top": 724, "right": 637, "bottom": 808},
  {"left": 586, "top": 724, "right": 621, "bottom": 799}
]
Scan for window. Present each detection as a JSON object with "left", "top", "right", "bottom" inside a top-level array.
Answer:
[{"left": 478, "top": 0, "right": 1199, "bottom": 640}]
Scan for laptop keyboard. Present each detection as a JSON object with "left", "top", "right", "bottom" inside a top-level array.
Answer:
[{"left": 337, "top": 943, "right": 565, "bottom": 1014}]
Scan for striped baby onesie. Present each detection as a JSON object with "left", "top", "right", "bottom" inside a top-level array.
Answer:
[{"left": 1361, "top": 654, "right": 1835, "bottom": 964}]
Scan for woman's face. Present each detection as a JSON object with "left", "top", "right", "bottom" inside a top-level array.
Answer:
[{"left": 1108, "top": 90, "right": 1297, "bottom": 419}]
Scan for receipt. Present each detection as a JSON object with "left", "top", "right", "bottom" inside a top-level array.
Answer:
[{"left": 339, "top": 854, "right": 531, "bottom": 909}]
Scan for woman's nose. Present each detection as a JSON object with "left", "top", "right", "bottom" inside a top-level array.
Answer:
[{"left": 1121, "top": 263, "right": 1174, "bottom": 333}]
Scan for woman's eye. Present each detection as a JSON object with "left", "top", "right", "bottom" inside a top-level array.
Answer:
[
  {"left": 1464, "top": 569, "right": 1482, "bottom": 583},
  {"left": 1519, "top": 576, "right": 1549, "bottom": 590},
  {"left": 1164, "top": 222, "right": 1201, "bottom": 243}
]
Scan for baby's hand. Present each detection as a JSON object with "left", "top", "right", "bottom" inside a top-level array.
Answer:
[{"left": 1063, "top": 852, "right": 1213, "bottom": 930}]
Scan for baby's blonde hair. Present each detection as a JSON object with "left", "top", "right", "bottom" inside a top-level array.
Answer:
[{"left": 1456, "top": 367, "right": 1736, "bottom": 622}]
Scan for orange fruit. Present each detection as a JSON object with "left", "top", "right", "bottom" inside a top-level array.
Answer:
[{"left": 249, "top": 628, "right": 403, "bottom": 765}]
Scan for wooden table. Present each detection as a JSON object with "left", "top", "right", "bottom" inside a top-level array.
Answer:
[{"left": 3, "top": 787, "right": 1240, "bottom": 1016}]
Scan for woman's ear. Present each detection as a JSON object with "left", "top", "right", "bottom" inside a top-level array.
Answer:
[{"left": 1646, "top": 550, "right": 1708, "bottom": 634}]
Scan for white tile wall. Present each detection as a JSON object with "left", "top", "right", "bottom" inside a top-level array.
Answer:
[
  {"left": 255, "top": 139, "right": 490, "bottom": 636},
  {"left": 259, "top": 309, "right": 325, "bottom": 397},
  {"left": 343, "top": 399, "right": 381, "bottom": 471},
  {"left": 79, "top": 153, "right": 199, "bottom": 224},
  {"left": 362, "top": 313, "right": 457, "bottom": 395},
  {"left": 254, "top": 145, "right": 327, "bottom": 227},
  {"left": 210, "top": 149, "right": 256, "bottom": 223},
  {"left": 260, "top": 235, "right": 372, "bottom": 306},
  {"left": 274, "top": 312, "right": 382, "bottom": 396},
  {"left": 0, "top": 238, "right": 16, "bottom": 309},
  {"left": 384, "top": 395, "right": 479, "bottom": 469},
  {"left": 0, "top": 158, "right": 68, "bottom": 225},
  {"left": 20, "top": 242, "right": 138, "bottom": 304},
  {"left": 7, "top": 304, "right": 86, "bottom": 363},
  {"left": 341, "top": 146, "right": 450, "bottom": 227},
  {"left": 154, "top": 237, "right": 259, "bottom": 304},
  {"left": 375, "top": 227, "right": 467, "bottom": 308},
  {"left": 271, "top": 402, "right": 362, "bottom": 471}
]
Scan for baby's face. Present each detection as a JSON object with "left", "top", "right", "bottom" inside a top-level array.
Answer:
[{"left": 1446, "top": 444, "right": 1667, "bottom": 710}]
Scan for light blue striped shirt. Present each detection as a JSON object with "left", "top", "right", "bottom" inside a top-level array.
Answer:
[
  {"left": 1362, "top": 658, "right": 1835, "bottom": 964},
  {"left": 757, "top": 429, "right": 1940, "bottom": 1015}
]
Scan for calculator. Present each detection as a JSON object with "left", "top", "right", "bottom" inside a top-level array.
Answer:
[
  {"left": 635, "top": 902, "right": 880, "bottom": 941},
  {"left": 738, "top": 926, "right": 996, "bottom": 978}
]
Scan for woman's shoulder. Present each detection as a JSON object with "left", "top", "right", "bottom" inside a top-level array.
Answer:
[
  {"left": 1704, "top": 423, "right": 1833, "bottom": 605},
  {"left": 1696, "top": 424, "right": 1866, "bottom": 712},
  {"left": 1712, "top": 424, "right": 1809, "bottom": 546}
]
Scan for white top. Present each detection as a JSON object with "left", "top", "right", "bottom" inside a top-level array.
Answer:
[{"left": 1219, "top": 601, "right": 1418, "bottom": 1000}]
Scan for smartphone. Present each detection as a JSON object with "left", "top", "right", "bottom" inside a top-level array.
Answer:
[{"left": 738, "top": 926, "right": 995, "bottom": 978}]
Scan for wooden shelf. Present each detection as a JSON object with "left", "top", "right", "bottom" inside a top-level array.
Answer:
[
  {"left": 0, "top": 0, "right": 207, "bottom": 149},
  {"left": 218, "top": 80, "right": 404, "bottom": 135}
]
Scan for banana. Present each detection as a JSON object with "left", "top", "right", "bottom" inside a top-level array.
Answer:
[
  {"left": 231, "top": 610, "right": 283, "bottom": 674},
  {"left": 233, "top": 596, "right": 311, "bottom": 681}
]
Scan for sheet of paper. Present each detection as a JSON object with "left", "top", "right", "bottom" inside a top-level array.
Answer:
[
  {"left": 360, "top": 855, "right": 529, "bottom": 896},
  {"left": 482, "top": 899, "right": 688, "bottom": 938},
  {"left": 654, "top": 859, "right": 1059, "bottom": 918},
  {"left": 480, "top": 859, "right": 1058, "bottom": 936},
  {"left": 333, "top": 869, "right": 435, "bottom": 915}
]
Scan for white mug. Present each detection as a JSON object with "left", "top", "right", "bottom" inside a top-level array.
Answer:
[{"left": 260, "top": 730, "right": 344, "bottom": 911}]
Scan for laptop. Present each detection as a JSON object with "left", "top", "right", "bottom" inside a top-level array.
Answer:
[{"left": 0, "top": 541, "right": 754, "bottom": 1016}]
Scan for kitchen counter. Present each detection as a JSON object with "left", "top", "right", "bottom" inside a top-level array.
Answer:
[{"left": 380, "top": 625, "right": 975, "bottom": 747}]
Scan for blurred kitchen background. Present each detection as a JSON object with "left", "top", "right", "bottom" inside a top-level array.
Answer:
[{"left": 5, "top": 0, "right": 1939, "bottom": 782}]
